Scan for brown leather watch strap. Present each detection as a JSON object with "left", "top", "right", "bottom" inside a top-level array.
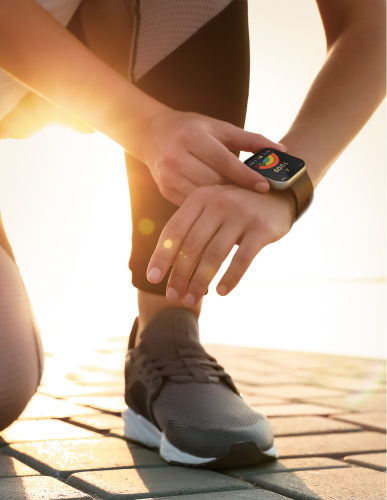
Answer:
[{"left": 287, "top": 171, "right": 314, "bottom": 221}]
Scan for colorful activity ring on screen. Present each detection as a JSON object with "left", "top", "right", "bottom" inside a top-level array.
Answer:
[{"left": 257, "top": 153, "right": 279, "bottom": 169}]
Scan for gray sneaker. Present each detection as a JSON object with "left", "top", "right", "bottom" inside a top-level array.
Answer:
[{"left": 122, "top": 308, "right": 277, "bottom": 468}]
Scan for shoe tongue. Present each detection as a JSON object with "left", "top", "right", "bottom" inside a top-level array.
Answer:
[
  {"left": 140, "top": 309, "right": 219, "bottom": 383},
  {"left": 140, "top": 308, "right": 205, "bottom": 359}
]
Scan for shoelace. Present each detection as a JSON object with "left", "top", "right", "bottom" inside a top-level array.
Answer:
[{"left": 142, "top": 348, "right": 229, "bottom": 384}]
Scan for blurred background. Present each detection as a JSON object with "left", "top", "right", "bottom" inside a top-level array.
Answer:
[{"left": 0, "top": 0, "right": 385, "bottom": 360}]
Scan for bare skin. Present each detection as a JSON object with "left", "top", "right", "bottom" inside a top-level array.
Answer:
[{"left": 0, "top": 0, "right": 385, "bottom": 335}]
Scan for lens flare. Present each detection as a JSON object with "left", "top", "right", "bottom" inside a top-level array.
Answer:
[{"left": 138, "top": 218, "right": 155, "bottom": 235}]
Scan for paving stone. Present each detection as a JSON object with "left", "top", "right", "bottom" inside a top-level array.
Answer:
[
  {"left": 0, "top": 454, "right": 40, "bottom": 477},
  {"left": 249, "top": 466, "right": 386, "bottom": 499},
  {"left": 0, "top": 419, "right": 98, "bottom": 445},
  {"left": 344, "top": 452, "right": 386, "bottom": 472},
  {"left": 0, "top": 476, "right": 93, "bottom": 499},
  {"left": 67, "top": 396, "right": 127, "bottom": 413},
  {"left": 329, "top": 364, "right": 385, "bottom": 379},
  {"left": 107, "top": 427, "right": 127, "bottom": 439},
  {"left": 332, "top": 412, "right": 386, "bottom": 432},
  {"left": 294, "top": 360, "right": 385, "bottom": 377},
  {"left": 204, "top": 344, "right": 263, "bottom": 358},
  {"left": 18, "top": 394, "right": 95, "bottom": 420},
  {"left": 223, "top": 457, "right": 350, "bottom": 480},
  {"left": 5, "top": 437, "right": 166, "bottom": 477},
  {"left": 269, "top": 416, "right": 361, "bottom": 436},
  {"left": 234, "top": 374, "right": 306, "bottom": 387},
  {"left": 252, "top": 385, "right": 347, "bottom": 400},
  {"left": 250, "top": 404, "right": 342, "bottom": 416},
  {"left": 237, "top": 361, "right": 282, "bottom": 371},
  {"left": 79, "top": 367, "right": 124, "bottom": 378},
  {"left": 68, "top": 467, "right": 253, "bottom": 499},
  {"left": 39, "top": 384, "right": 123, "bottom": 398},
  {"left": 66, "top": 371, "right": 123, "bottom": 385},
  {"left": 137, "top": 491, "right": 292, "bottom": 499},
  {"left": 241, "top": 394, "right": 287, "bottom": 406},
  {"left": 227, "top": 366, "right": 285, "bottom": 377},
  {"left": 278, "top": 358, "right": 384, "bottom": 378},
  {"left": 206, "top": 345, "right": 321, "bottom": 365},
  {"left": 226, "top": 365, "right": 299, "bottom": 377},
  {"left": 68, "top": 413, "right": 123, "bottom": 432},
  {"left": 314, "top": 375, "right": 386, "bottom": 392},
  {"left": 305, "top": 392, "right": 386, "bottom": 412},
  {"left": 276, "top": 431, "right": 386, "bottom": 458}
]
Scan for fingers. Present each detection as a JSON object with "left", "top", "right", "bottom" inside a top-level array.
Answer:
[
  {"left": 217, "top": 122, "right": 287, "bottom": 157},
  {"left": 216, "top": 231, "right": 264, "bottom": 296},
  {"left": 146, "top": 187, "right": 211, "bottom": 284},
  {"left": 165, "top": 209, "right": 223, "bottom": 303},
  {"left": 193, "top": 133, "right": 272, "bottom": 194},
  {"left": 182, "top": 224, "right": 240, "bottom": 306}
]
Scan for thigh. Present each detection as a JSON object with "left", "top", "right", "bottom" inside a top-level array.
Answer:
[{"left": 126, "top": 0, "right": 250, "bottom": 293}]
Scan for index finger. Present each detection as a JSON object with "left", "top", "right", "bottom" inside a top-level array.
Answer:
[
  {"left": 193, "top": 133, "right": 284, "bottom": 194},
  {"left": 217, "top": 122, "right": 287, "bottom": 158},
  {"left": 146, "top": 188, "right": 209, "bottom": 284}
]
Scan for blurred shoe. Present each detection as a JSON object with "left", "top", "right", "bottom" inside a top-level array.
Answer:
[{"left": 122, "top": 308, "right": 277, "bottom": 468}]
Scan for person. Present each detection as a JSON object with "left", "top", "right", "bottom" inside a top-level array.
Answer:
[{"left": 0, "top": 0, "right": 385, "bottom": 468}]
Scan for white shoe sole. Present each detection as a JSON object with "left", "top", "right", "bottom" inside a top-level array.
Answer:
[{"left": 122, "top": 406, "right": 278, "bottom": 466}]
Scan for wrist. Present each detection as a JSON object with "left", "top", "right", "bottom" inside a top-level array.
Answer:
[
  {"left": 271, "top": 188, "right": 297, "bottom": 228},
  {"left": 279, "top": 133, "right": 321, "bottom": 190}
]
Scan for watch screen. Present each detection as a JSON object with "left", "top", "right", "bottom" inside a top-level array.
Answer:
[{"left": 244, "top": 149, "right": 305, "bottom": 183}]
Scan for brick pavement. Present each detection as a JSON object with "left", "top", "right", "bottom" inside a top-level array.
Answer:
[{"left": 0, "top": 340, "right": 385, "bottom": 499}]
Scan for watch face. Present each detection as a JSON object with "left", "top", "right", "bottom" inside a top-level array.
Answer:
[{"left": 244, "top": 149, "right": 305, "bottom": 183}]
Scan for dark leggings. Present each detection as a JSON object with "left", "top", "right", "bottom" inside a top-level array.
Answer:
[{"left": 126, "top": 0, "right": 250, "bottom": 294}]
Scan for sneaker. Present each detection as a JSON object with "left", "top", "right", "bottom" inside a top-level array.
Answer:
[{"left": 122, "top": 308, "right": 277, "bottom": 468}]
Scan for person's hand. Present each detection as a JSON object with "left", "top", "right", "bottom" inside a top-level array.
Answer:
[
  {"left": 146, "top": 184, "right": 296, "bottom": 305},
  {"left": 137, "top": 108, "right": 287, "bottom": 206}
]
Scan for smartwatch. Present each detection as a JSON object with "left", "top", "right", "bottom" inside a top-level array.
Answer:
[{"left": 244, "top": 149, "right": 314, "bottom": 221}]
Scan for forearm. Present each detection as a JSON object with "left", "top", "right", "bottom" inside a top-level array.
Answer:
[
  {"left": 280, "top": 19, "right": 386, "bottom": 188},
  {"left": 0, "top": 0, "right": 167, "bottom": 154}
]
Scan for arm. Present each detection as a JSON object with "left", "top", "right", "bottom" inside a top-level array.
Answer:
[
  {"left": 0, "top": 0, "right": 283, "bottom": 203},
  {"left": 0, "top": 0, "right": 164, "bottom": 152},
  {"left": 147, "top": 0, "right": 386, "bottom": 303},
  {"left": 281, "top": 0, "right": 386, "bottom": 187}
]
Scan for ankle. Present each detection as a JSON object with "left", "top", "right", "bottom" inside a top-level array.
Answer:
[{"left": 136, "top": 289, "right": 202, "bottom": 347}]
